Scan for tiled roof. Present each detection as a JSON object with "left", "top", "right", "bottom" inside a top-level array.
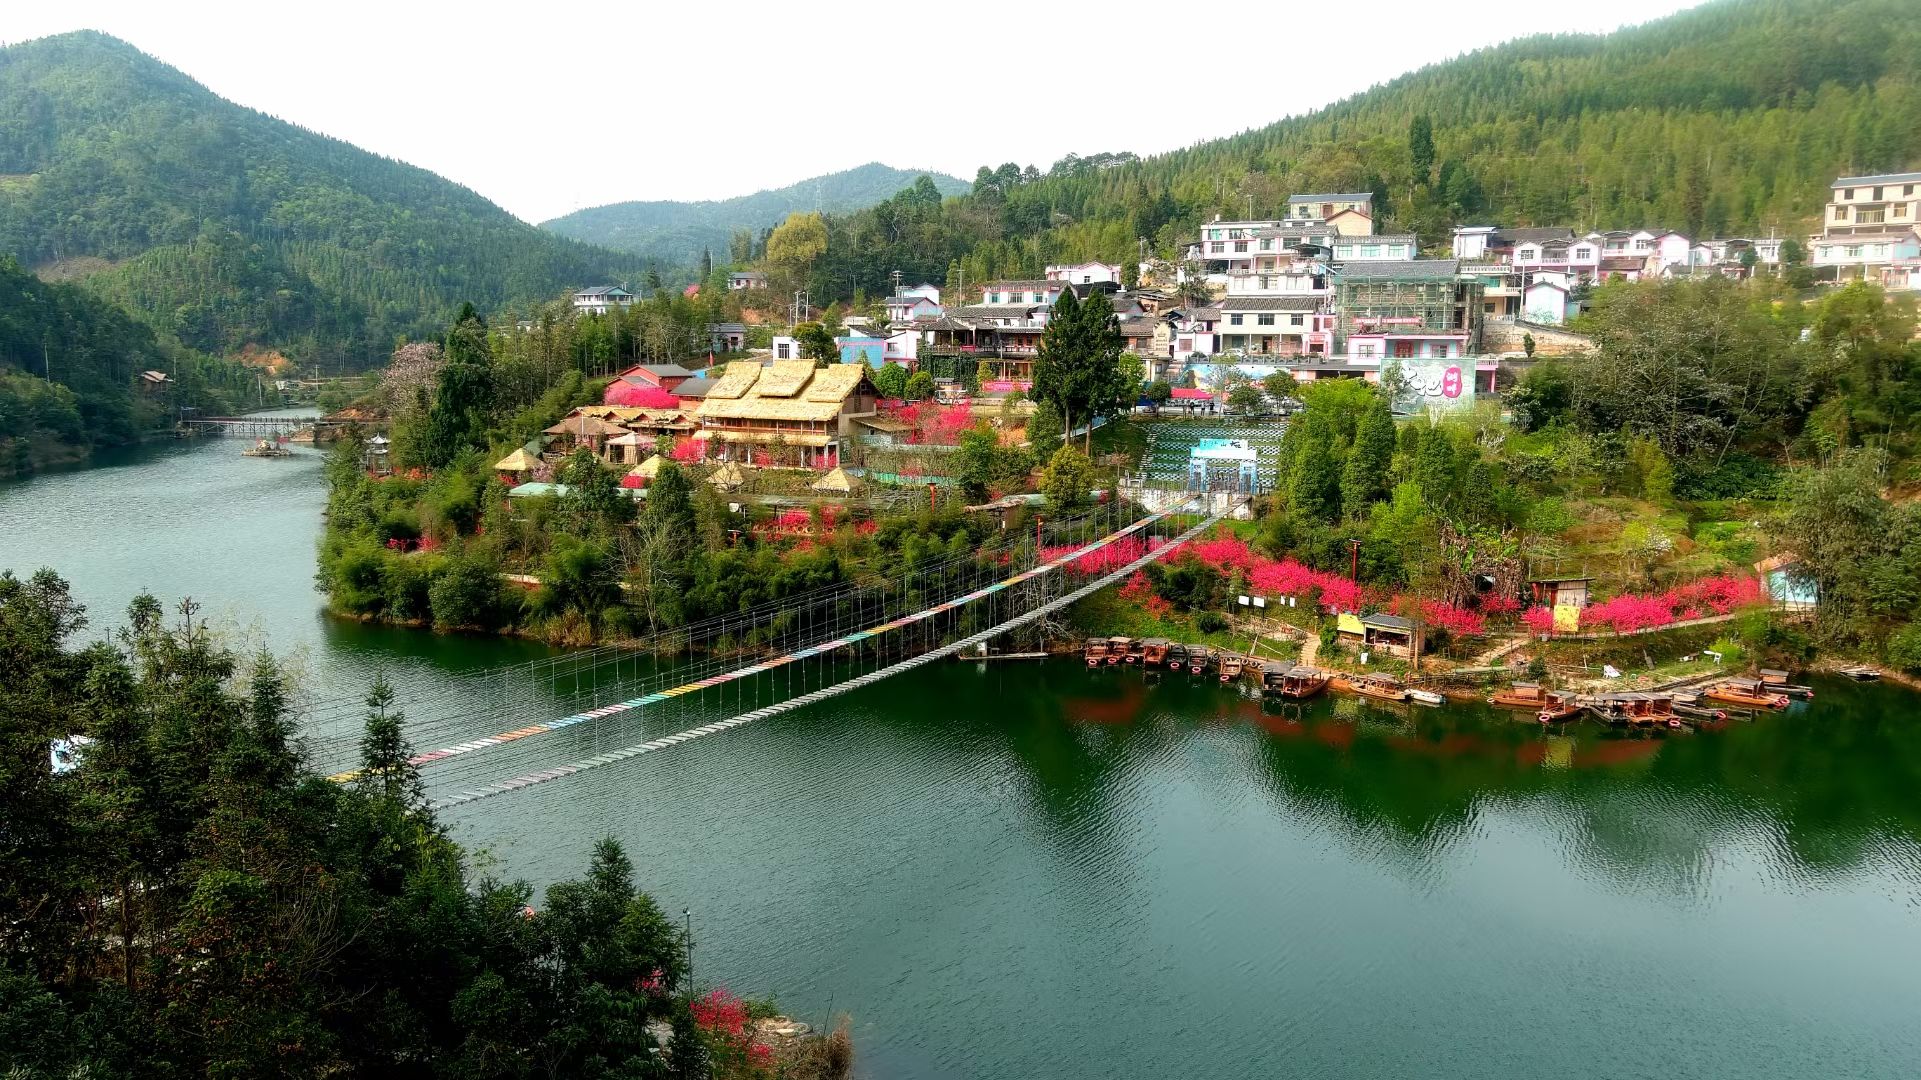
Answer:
[
  {"left": 1118, "top": 317, "right": 1158, "bottom": 336},
  {"left": 1289, "top": 192, "right": 1373, "bottom": 203},
  {"left": 1834, "top": 171, "right": 1921, "bottom": 187},
  {"left": 1218, "top": 296, "right": 1323, "bottom": 311},
  {"left": 1334, "top": 259, "right": 1460, "bottom": 281},
  {"left": 672, "top": 378, "right": 715, "bottom": 399},
  {"left": 1499, "top": 227, "right": 1576, "bottom": 245},
  {"left": 1334, "top": 234, "right": 1417, "bottom": 246}
]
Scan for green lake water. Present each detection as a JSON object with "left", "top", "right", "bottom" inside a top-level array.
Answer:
[{"left": 4, "top": 423, "right": 1920, "bottom": 1078}]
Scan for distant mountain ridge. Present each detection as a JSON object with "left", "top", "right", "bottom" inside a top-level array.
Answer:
[
  {"left": 540, "top": 163, "right": 970, "bottom": 265},
  {"left": 0, "top": 31, "right": 637, "bottom": 369}
]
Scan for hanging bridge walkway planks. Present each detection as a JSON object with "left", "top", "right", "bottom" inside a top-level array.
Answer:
[
  {"left": 429, "top": 500, "right": 1230, "bottom": 810},
  {"left": 327, "top": 503, "right": 1190, "bottom": 784}
]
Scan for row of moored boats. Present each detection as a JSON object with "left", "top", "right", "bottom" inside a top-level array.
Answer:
[
  {"left": 1086, "top": 636, "right": 1826, "bottom": 725},
  {"left": 1082, "top": 637, "right": 1446, "bottom": 705},
  {"left": 1489, "top": 670, "right": 1813, "bottom": 727}
]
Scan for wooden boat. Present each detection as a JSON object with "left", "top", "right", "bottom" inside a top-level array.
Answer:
[
  {"left": 1121, "top": 638, "right": 1145, "bottom": 664},
  {"left": 1217, "top": 653, "right": 1244, "bottom": 683},
  {"left": 1105, "top": 637, "right": 1132, "bottom": 665},
  {"left": 1702, "top": 678, "right": 1789, "bottom": 709},
  {"left": 1344, "top": 673, "right": 1409, "bottom": 704},
  {"left": 1187, "top": 646, "right": 1213, "bottom": 675},
  {"left": 1165, "top": 643, "right": 1188, "bottom": 670},
  {"left": 1141, "top": 638, "right": 1171, "bottom": 666},
  {"left": 1269, "top": 666, "right": 1330, "bottom": 700},
  {"left": 1083, "top": 639, "right": 1110, "bottom": 667},
  {"left": 1535, "top": 690, "right": 1582, "bottom": 724},
  {"left": 1840, "top": 665, "right": 1881, "bottom": 681},
  {"left": 241, "top": 438, "right": 293, "bottom": 458},
  {"left": 1490, "top": 682, "right": 1549, "bottom": 709},
  {"left": 1407, "top": 688, "right": 1446, "bottom": 707},
  {"left": 1756, "top": 669, "right": 1815, "bottom": 698}
]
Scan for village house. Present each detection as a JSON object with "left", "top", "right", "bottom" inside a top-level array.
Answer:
[
  {"left": 1330, "top": 234, "right": 1418, "bottom": 262},
  {"left": 1045, "top": 261, "right": 1122, "bottom": 285},
  {"left": 1333, "top": 260, "right": 1484, "bottom": 363},
  {"left": 1882, "top": 259, "right": 1921, "bottom": 292},
  {"left": 1217, "top": 297, "right": 1329, "bottom": 358},
  {"left": 727, "top": 271, "right": 768, "bottom": 291},
  {"left": 836, "top": 327, "right": 918, "bottom": 367},
  {"left": 614, "top": 363, "right": 694, "bottom": 394},
  {"left": 1286, "top": 193, "right": 1375, "bottom": 232},
  {"left": 693, "top": 360, "right": 880, "bottom": 466},
  {"left": 708, "top": 322, "right": 747, "bottom": 352},
  {"left": 572, "top": 286, "right": 636, "bottom": 315},
  {"left": 1158, "top": 305, "right": 1221, "bottom": 361},
  {"left": 1819, "top": 171, "right": 1921, "bottom": 237},
  {"left": 884, "top": 290, "right": 943, "bottom": 325}
]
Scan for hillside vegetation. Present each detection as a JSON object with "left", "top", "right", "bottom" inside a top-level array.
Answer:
[
  {"left": 542, "top": 162, "right": 967, "bottom": 266},
  {"left": 795, "top": 0, "right": 1921, "bottom": 300},
  {"left": 0, "top": 256, "right": 266, "bottom": 474},
  {"left": 0, "top": 31, "right": 636, "bottom": 369}
]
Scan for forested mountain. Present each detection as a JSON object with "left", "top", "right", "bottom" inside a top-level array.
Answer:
[
  {"left": 0, "top": 32, "right": 637, "bottom": 369},
  {"left": 540, "top": 163, "right": 969, "bottom": 265},
  {"left": 0, "top": 256, "right": 265, "bottom": 473},
  {"left": 797, "top": 0, "right": 1921, "bottom": 301}
]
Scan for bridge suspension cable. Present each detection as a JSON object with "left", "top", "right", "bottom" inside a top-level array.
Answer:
[
  {"left": 326, "top": 499, "right": 1173, "bottom": 782},
  {"left": 430, "top": 501, "right": 1223, "bottom": 810}
]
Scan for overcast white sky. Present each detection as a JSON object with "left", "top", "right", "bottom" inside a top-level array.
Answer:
[{"left": 3, "top": 0, "right": 1706, "bottom": 224}]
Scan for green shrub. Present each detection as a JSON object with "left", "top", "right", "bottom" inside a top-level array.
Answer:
[
  {"left": 330, "top": 542, "right": 388, "bottom": 616},
  {"left": 1196, "top": 611, "right": 1229, "bottom": 634},
  {"left": 1887, "top": 623, "right": 1921, "bottom": 674},
  {"left": 429, "top": 554, "right": 506, "bottom": 631}
]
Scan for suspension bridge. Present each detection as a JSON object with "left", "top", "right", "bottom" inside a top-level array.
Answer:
[{"left": 307, "top": 497, "right": 1232, "bottom": 811}]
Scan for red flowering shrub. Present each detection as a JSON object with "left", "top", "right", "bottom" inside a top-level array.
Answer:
[
  {"left": 691, "top": 989, "right": 773, "bottom": 1077},
  {"left": 1521, "top": 606, "right": 1556, "bottom": 635},
  {"left": 1118, "top": 571, "right": 1154, "bottom": 602},
  {"left": 1525, "top": 574, "right": 1764, "bottom": 635},
  {"left": 604, "top": 382, "right": 680, "bottom": 408},
  {"left": 669, "top": 438, "right": 707, "bottom": 463},
  {"left": 1479, "top": 593, "right": 1522, "bottom": 615}
]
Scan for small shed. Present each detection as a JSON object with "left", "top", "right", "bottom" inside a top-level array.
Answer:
[
  {"left": 1337, "top": 612, "right": 1426, "bottom": 658},
  {"left": 494, "top": 446, "right": 541, "bottom": 479},
  {"left": 810, "top": 466, "right": 857, "bottom": 494},
  {"left": 1529, "top": 576, "right": 1591, "bottom": 609},
  {"left": 604, "top": 431, "right": 651, "bottom": 465},
  {"left": 622, "top": 455, "right": 664, "bottom": 490},
  {"left": 507, "top": 481, "right": 571, "bottom": 499},
  {"left": 707, "top": 461, "right": 746, "bottom": 491}
]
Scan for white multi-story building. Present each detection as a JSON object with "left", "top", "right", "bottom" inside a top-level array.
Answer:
[
  {"left": 1330, "top": 234, "right": 1418, "bottom": 262},
  {"left": 1285, "top": 192, "right": 1375, "bottom": 233},
  {"left": 572, "top": 285, "right": 636, "bottom": 314},
  {"left": 1044, "top": 261, "right": 1122, "bottom": 285},
  {"left": 1811, "top": 172, "right": 1921, "bottom": 280}
]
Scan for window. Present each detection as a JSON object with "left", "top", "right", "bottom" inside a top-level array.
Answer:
[
  {"left": 1845, "top": 188, "right": 1855, "bottom": 199},
  {"left": 1907, "top": 185, "right": 1916, "bottom": 196},
  {"left": 1234, "top": 241, "right": 1248, "bottom": 253},
  {"left": 1858, "top": 208, "right": 1886, "bottom": 225},
  {"left": 1360, "top": 246, "right": 1380, "bottom": 258},
  {"left": 1518, "top": 246, "right": 1537, "bottom": 261},
  {"left": 1897, "top": 204, "right": 1910, "bottom": 217},
  {"left": 1258, "top": 314, "right": 1276, "bottom": 326},
  {"left": 1574, "top": 247, "right": 1593, "bottom": 260},
  {"left": 1873, "top": 187, "right": 1883, "bottom": 200},
  {"left": 1834, "top": 206, "right": 1847, "bottom": 221},
  {"left": 1290, "top": 314, "right": 1305, "bottom": 326},
  {"left": 1845, "top": 245, "right": 1863, "bottom": 259},
  {"left": 1230, "top": 313, "right": 1244, "bottom": 326}
]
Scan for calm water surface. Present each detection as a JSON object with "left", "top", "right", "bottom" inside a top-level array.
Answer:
[{"left": 4, "top": 425, "right": 1919, "bottom": 1079}]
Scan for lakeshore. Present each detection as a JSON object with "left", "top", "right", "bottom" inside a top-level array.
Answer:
[{"left": 8, "top": 417, "right": 1921, "bottom": 1078}]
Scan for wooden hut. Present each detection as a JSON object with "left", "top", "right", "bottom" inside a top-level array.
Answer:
[
  {"left": 493, "top": 446, "right": 541, "bottom": 480},
  {"left": 810, "top": 466, "right": 857, "bottom": 494},
  {"left": 543, "top": 413, "right": 626, "bottom": 456},
  {"left": 707, "top": 461, "right": 746, "bottom": 491}
]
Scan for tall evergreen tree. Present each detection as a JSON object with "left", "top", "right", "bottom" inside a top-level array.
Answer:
[{"left": 1341, "top": 396, "right": 1397, "bottom": 518}]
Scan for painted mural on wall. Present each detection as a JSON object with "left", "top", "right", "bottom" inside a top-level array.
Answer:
[{"left": 1387, "top": 360, "right": 1475, "bottom": 413}]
